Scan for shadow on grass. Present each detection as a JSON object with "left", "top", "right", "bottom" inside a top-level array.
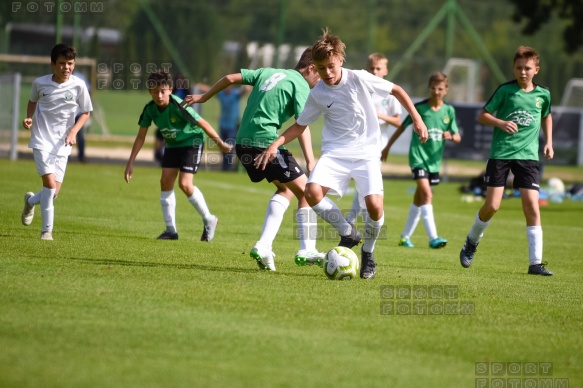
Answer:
[{"left": 66, "top": 257, "right": 321, "bottom": 278}]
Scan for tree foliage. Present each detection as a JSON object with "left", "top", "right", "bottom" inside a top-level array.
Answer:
[{"left": 509, "top": 0, "right": 583, "bottom": 54}]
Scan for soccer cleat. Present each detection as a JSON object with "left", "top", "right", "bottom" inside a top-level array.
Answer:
[
  {"left": 528, "top": 262, "right": 553, "bottom": 276},
  {"left": 429, "top": 237, "right": 448, "bottom": 249},
  {"left": 399, "top": 237, "right": 414, "bottom": 248},
  {"left": 40, "top": 231, "right": 53, "bottom": 241},
  {"left": 339, "top": 224, "right": 362, "bottom": 249},
  {"left": 157, "top": 231, "right": 178, "bottom": 240},
  {"left": 294, "top": 249, "right": 326, "bottom": 267},
  {"left": 360, "top": 247, "right": 376, "bottom": 279},
  {"left": 250, "top": 244, "right": 276, "bottom": 271},
  {"left": 201, "top": 215, "right": 218, "bottom": 242},
  {"left": 460, "top": 236, "right": 479, "bottom": 268},
  {"left": 22, "top": 192, "right": 35, "bottom": 226}
]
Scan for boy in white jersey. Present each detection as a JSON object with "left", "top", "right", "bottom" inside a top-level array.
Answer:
[
  {"left": 383, "top": 72, "right": 461, "bottom": 249},
  {"left": 459, "top": 46, "right": 554, "bottom": 276},
  {"left": 346, "top": 52, "right": 401, "bottom": 226},
  {"left": 21, "top": 44, "right": 93, "bottom": 240},
  {"left": 255, "top": 29, "right": 428, "bottom": 279}
]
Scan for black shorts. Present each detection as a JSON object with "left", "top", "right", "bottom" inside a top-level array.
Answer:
[
  {"left": 235, "top": 145, "right": 305, "bottom": 183},
  {"left": 484, "top": 159, "right": 540, "bottom": 191},
  {"left": 412, "top": 168, "right": 440, "bottom": 186},
  {"left": 161, "top": 145, "right": 204, "bottom": 173}
]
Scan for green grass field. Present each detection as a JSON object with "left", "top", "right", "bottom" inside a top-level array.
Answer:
[{"left": 1, "top": 159, "right": 582, "bottom": 387}]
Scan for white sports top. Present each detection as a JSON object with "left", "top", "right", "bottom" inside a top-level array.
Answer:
[
  {"left": 297, "top": 68, "right": 394, "bottom": 161},
  {"left": 28, "top": 74, "right": 93, "bottom": 156},
  {"left": 373, "top": 92, "right": 402, "bottom": 155}
]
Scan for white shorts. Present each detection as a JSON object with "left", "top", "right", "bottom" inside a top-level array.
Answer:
[
  {"left": 308, "top": 155, "right": 384, "bottom": 200},
  {"left": 33, "top": 149, "right": 68, "bottom": 183}
]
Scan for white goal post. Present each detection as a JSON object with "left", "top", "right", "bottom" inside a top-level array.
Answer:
[{"left": 560, "top": 78, "right": 583, "bottom": 108}]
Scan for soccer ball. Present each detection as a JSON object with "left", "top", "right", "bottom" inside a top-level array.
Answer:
[{"left": 323, "top": 246, "right": 360, "bottom": 280}]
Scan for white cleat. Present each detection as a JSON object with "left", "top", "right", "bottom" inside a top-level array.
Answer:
[
  {"left": 201, "top": 215, "right": 218, "bottom": 242},
  {"left": 294, "top": 249, "right": 326, "bottom": 267},
  {"left": 250, "top": 243, "right": 276, "bottom": 271},
  {"left": 22, "top": 192, "right": 35, "bottom": 226},
  {"left": 40, "top": 231, "right": 53, "bottom": 241}
]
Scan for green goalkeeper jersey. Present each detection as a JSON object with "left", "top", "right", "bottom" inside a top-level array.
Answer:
[
  {"left": 402, "top": 99, "right": 459, "bottom": 173},
  {"left": 138, "top": 94, "right": 204, "bottom": 148},
  {"left": 484, "top": 80, "right": 551, "bottom": 160},
  {"left": 237, "top": 68, "right": 309, "bottom": 148}
]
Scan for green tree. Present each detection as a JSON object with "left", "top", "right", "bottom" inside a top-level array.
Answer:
[{"left": 509, "top": 0, "right": 583, "bottom": 53}]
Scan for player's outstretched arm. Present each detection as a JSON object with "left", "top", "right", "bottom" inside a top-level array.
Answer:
[
  {"left": 391, "top": 85, "right": 428, "bottom": 143},
  {"left": 124, "top": 127, "right": 149, "bottom": 183},
  {"left": 197, "top": 117, "right": 232, "bottom": 154},
  {"left": 181, "top": 73, "right": 243, "bottom": 107},
  {"left": 253, "top": 122, "right": 307, "bottom": 170}
]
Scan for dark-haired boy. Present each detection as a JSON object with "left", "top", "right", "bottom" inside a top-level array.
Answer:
[{"left": 22, "top": 43, "right": 93, "bottom": 240}]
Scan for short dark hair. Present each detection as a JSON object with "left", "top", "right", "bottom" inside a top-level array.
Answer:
[
  {"left": 428, "top": 71, "right": 448, "bottom": 87},
  {"left": 51, "top": 43, "right": 76, "bottom": 63},
  {"left": 147, "top": 70, "right": 173, "bottom": 89},
  {"left": 295, "top": 47, "right": 314, "bottom": 70},
  {"left": 514, "top": 45, "right": 540, "bottom": 66}
]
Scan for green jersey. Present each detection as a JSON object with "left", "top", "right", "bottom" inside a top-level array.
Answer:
[
  {"left": 138, "top": 94, "right": 204, "bottom": 148},
  {"left": 238, "top": 68, "right": 309, "bottom": 148},
  {"left": 484, "top": 80, "right": 551, "bottom": 160},
  {"left": 402, "top": 99, "right": 459, "bottom": 173}
]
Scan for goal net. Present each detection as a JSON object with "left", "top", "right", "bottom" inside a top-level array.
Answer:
[
  {"left": 0, "top": 72, "right": 21, "bottom": 160},
  {"left": 442, "top": 58, "right": 482, "bottom": 103},
  {"left": 560, "top": 78, "right": 583, "bottom": 107}
]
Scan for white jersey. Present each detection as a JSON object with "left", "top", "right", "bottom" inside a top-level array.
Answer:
[
  {"left": 297, "top": 68, "right": 393, "bottom": 161},
  {"left": 28, "top": 74, "right": 93, "bottom": 156},
  {"left": 373, "top": 92, "right": 402, "bottom": 154}
]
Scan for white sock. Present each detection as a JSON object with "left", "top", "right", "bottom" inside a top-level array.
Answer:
[
  {"left": 420, "top": 204, "right": 438, "bottom": 241},
  {"left": 402, "top": 203, "right": 420, "bottom": 238},
  {"left": 188, "top": 186, "right": 213, "bottom": 224},
  {"left": 468, "top": 211, "right": 489, "bottom": 243},
  {"left": 160, "top": 190, "right": 177, "bottom": 234},
  {"left": 363, "top": 213, "right": 384, "bottom": 253},
  {"left": 257, "top": 194, "right": 290, "bottom": 249},
  {"left": 312, "top": 197, "right": 352, "bottom": 236},
  {"left": 296, "top": 207, "right": 317, "bottom": 251},
  {"left": 40, "top": 187, "right": 55, "bottom": 233},
  {"left": 526, "top": 226, "right": 543, "bottom": 265},
  {"left": 345, "top": 194, "right": 361, "bottom": 225},
  {"left": 29, "top": 190, "right": 42, "bottom": 205}
]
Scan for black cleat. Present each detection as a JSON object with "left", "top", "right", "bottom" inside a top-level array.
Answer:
[
  {"left": 460, "top": 236, "right": 478, "bottom": 268},
  {"left": 157, "top": 231, "right": 178, "bottom": 240},
  {"left": 528, "top": 262, "right": 553, "bottom": 276},
  {"left": 360, "top": 247, "right": 376, "bottom": 279},
  {"left": 339, "top": 224, "right": 362, "bottom": 248}
]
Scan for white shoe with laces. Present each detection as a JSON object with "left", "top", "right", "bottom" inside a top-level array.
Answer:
[
  {"left": 250, "top": 243, "right": 276, "bottom": 271},
  {"left": 201, "top": 215, "right": 218, "bottom": 242},
  {"left": 22, "top": 192, "right": 35, "bottom": 226},
  {"left": 294, "top": 249, "right": 326, "bottom": 267}
]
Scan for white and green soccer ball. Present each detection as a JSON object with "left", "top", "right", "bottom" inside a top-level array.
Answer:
[{"left": 323, "top": 246, "right": 360, "bottom": 280}]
